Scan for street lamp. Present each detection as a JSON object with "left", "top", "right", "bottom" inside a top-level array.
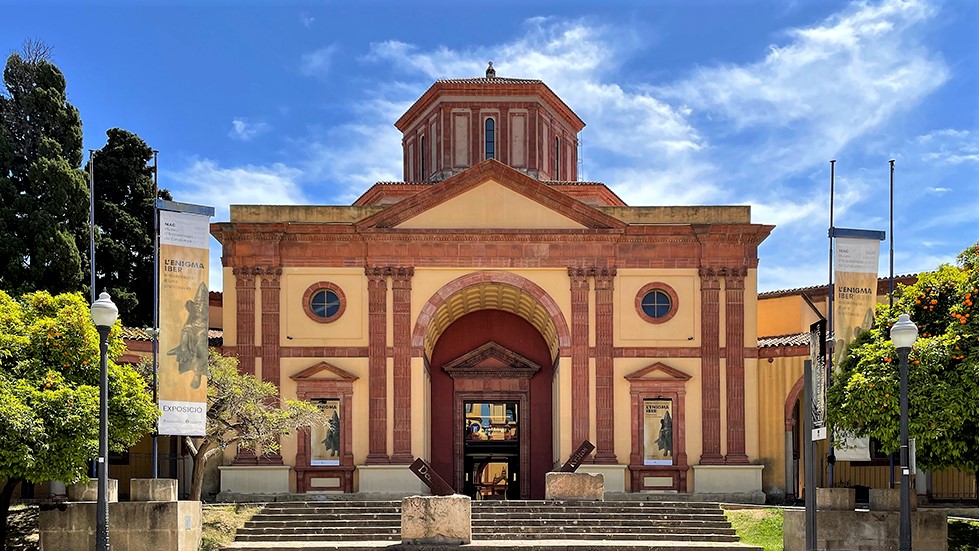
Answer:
[
  {"left": 890, "top": 313, "right": 918, "bottom": 551},
  {"left": 90, "top": 291, "right": 118, "bottom": 551}
]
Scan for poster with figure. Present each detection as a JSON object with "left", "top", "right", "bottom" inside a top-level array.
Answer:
[
  {"left": 311, "top": 399, "right": 341, "bottom": 466},
  {"left": 158, "top": 208, "right": 211, "bottom": 436},
  {"left": 643, "top": 399, "right": 673, "bottom": 465}
]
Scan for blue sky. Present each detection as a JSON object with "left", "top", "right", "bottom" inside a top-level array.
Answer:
[{"left": 3, "top": 0, "right": 977, "bottom": 293}]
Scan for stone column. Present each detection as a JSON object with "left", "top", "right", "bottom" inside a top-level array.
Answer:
[
  {"left": 391, "top": 267, "right": 414, "bottom": 464},
  {"left": 232, "top": 266, "right": 259, "bottom": 465},
  {"left": 699, "top": 268, "right": 724, "bottom": 464},
  {"left": 594, "top": 267, "right": 617, "bottom": 463},
  {"left": 366, "top": 267, "right": 390, "bottom": 464},
  {"left": 724, "top": 268, "right": 749, "bottom": 464},
  {"left": 233, "top": 266, "right": 257, "bottom": 376},
  {"left": 258, "top": 267, "right": 283, "bottom": 465},
  {"left": 568, "top": 267, "right": 590, "bottom": 451}
]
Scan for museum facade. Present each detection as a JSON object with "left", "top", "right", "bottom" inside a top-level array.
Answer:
[{"left": 211, "top": 67, "right": 774, "bottom": 499}]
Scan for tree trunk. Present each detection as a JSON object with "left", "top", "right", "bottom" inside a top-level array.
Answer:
[
  {"left": 188, "top": 441, "right": 217, "bottom": 501},
  {"left": 1, "top": 478, "right": 21, "bottom": 551}
]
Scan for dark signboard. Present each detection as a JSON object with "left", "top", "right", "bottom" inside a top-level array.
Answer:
[
  {"left": 409, "top": 458, "right": 455, "bottom": 496},
  {"left": 558, "top": 440, "right": 595, "bottom": 472}
]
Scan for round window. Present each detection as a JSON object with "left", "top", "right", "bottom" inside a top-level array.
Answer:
[
  {"left": 303, "top": 282, "right": 346, "bottom": 323},
  {"left": 641, "top": 290, "right": 672, "bottom": 319},
  {"left": 311, "top": 289, "right": 341, "bottom": 319},
  {"left": 635, "top": 283, "right": 678, "bottom": 324}
]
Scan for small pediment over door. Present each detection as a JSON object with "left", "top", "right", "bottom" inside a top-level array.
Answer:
[
  {"left": 290, "top": 361, "right": 359, "bottom": 382},
  {"left": 624, "top": 362, "right": 692, "bottom": 383},
  {"left": 442, "top": 341, "right": 541, "bottom": 380}
]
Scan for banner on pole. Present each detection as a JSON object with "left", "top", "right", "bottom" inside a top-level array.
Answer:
[
  {"left": 810, "top": 320, "right": 827, "bottom": 441},
  {"left": 158, "top": 209, "right": 211, "bottom": 436},
  {"left": 831, "top": 232, "right": 883, "bottom": 452}
]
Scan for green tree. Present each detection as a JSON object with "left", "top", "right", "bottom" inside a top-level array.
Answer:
[
  {"left": 0, "top": 43, "right": 89, "bottom": 295},
  {"left": 184, "top": 351, "right": 323, "bottom": 501},
  {"left": 88, "top": 128, "right": 172, "bottom": 327},
  {"left": 828, "top": 242, "right": 979, "bottom": 474},
  {"left": 0, "top": 290, "right": 157, "bottom": 547}
]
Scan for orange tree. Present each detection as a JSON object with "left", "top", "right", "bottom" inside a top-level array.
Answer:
[
  {"left": 0, "top": 291, "right": 157, "bottom": 546},
  {"left": 828, "top": 242, "right": 979, "bottom": 474}
]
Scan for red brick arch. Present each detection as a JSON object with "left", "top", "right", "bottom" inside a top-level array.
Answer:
[{"left": 411, "top": 271, "right": 572, "bottom": 359}]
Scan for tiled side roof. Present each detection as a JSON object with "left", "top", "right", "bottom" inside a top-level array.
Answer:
[
  {"left": 758, "top": 332, "right": 811, "bottom": 348},
  {"left": 121, "top": 327, "right": 223, "bottom": 347},
  {"left": 759, "top": 274, "right": 918, "bottom": 299}
]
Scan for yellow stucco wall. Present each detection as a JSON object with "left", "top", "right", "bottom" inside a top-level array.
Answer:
[
  {"left": 615, "top": 269, "right": 700, "bottom": 345},
  {"left": 756, "top": 354, "right": 805, "bottom": 495},
  {"left": 282, "top": 268, "right": 367, "bottom": 346},
  {"left": 395, "top": 180, "right": 587, "bottom": 229}
]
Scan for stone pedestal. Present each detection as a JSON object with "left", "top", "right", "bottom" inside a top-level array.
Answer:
[
  {"left": 545, "top": 472, "right": 604, "bottom": 501},
  {"left": 359, "top": 464, "right": 428, "bottom": 494},
  {"left": 577, "top": 464, "right": 626, "bottom": 493},
  {"left": 67, "top": 479, "right": 118, "bottom": 502},
  {"left": 401, "top": 495, "right": 471, "bottom": 545},
  {"left": 39, "top": 500, "right": 202, "bottom": 551},
  {"left": 131, "top": 479, "right": 178, "bottom": 502},
  {"left": 817, "top": 487, "right": 854, "bottom": 510},
  {"left": 869, "top": 488, "right": 917, "bottom": 511},
  {"left": 784, "top": 509, "right": 946, "bottom": 551}
]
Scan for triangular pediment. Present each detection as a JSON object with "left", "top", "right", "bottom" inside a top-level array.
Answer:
[
  {"left": 625, "top": 362, "right": 692, "bottom": 382},
  {"left": 355, "top": 160, "right": 626, "bottom": 231},
  {"left": 443, "top": 341, "right": 541, "bottom": 379},
  {"left": 290, "top": 361, "right": 359, "bottom": 382}
]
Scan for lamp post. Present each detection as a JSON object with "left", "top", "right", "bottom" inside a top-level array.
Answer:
[
  {"left": 90, "top": 291, "right": 118, "bottom": 551},
  {"left": 890, "top": 313, "right": 918, "bottom": 551}
]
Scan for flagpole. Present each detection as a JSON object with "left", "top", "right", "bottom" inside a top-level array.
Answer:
[
  {"left": 89, "top": 150, "right": 96, "bottom": 303},
  {"left": 152, "top": 150, "right": 160, "bottom": 479},
  {"left": 889, "top": 159, "right": 896, "bottom": 489},
  {"left": 827, "top": 159, "right": 836, "bottom": 489}
]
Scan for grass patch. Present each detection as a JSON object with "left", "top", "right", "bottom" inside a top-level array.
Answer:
[
  {"left": 725, "top": 508, "right": 784, "bottom": 551},
  {"left": 950, "top": 518, "right": 979, "bottom": 551},
  {"left": 200, "top": 503, "right": 261, "bottom": 551}
]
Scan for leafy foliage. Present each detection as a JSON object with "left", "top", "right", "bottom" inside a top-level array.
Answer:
[
  {"left": 828, "top": 241, "right": 979, "bottom": 473},
  {"left": 0, "top": 290, "right": 157, "bottom": 544},
  {"left": 184, "top": 351, "right": 324, "bottom": 500}
]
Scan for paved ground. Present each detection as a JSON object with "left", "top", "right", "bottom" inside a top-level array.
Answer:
[{"left": 222, "top": 540, "right": 763, "bottom": 550}]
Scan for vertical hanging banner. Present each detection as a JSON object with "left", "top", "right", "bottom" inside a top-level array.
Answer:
[
  {"left": 831, "top": 228, "right": 885, "bottom": 457},
  {"left": 810, "top": 320, "right": 828, "bottom": 441},
  {"left": 311, "top": 399, "right": 341, "bottom": 466},
  {"left": 643, "top": 399, "right": 674, "bottom": 465},
  {"left": 158, "top": 200, "right": 215, "bottom": 436}
]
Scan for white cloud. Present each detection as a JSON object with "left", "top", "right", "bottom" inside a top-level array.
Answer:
[
  {"left": 228, "top": 118, "right": 269, "bottom": 141},
  {"left": 300, "top": 12, "right": 315, "bottom": 28},
  {"left": 301, "top": 45, "right": 338, "bottom": 77},
  {"left": 168, "top": 159, "right": 308, "bottom": 222},
  {"left": 929, "top": 187, "right": 951, "bottom": 193},
  {"left": 918, "top": 129, "right": 979, "bottom": 165}
]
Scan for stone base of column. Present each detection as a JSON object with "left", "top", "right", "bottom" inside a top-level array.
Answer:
[
  {"left": 257, "top": 452, "right": 283, "bottom": 466},
  {"left": 699, "top": 453, "right": 725, "bottom": 465},
  {"left": 593, "top": 451, "right": 618, "bottom": 464},
  {"left": 725, "top": 453, "right": 750, "bottom": 465},
  {"left": 389, "top": 453, "right": 413, "bottom": 464},
  {"left": 365, "top": 453, "right": 390, "bottom": 465}
]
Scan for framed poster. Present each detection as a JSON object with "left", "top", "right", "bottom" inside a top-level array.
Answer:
[
  {"left": 643, "top": 399, "right": 673, "bottom": 465},
  {"left": 310, "top": 398, "right": 341, "bottom": 466}
]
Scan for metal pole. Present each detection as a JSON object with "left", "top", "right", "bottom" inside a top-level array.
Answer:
[
  {"left": 898, "top": 345, "right": 912, "bottom": 550},
  {"left": 96, "top": 324, "right": 111, "bottom": 551},
  {"left": 889, "top": 159, "right": 896, "bottom": 489},
  {"left": 151, "top": 150, "right": 160, "bottom": 479},
  {"left": 803, "top": 359, "right": 817, "bottom": 550},
  {"left": 827, "top": 159, "right": 836, "bottom": 488},
  {"left": 89, "top": 150, "right": 96, "bottom": 303}
]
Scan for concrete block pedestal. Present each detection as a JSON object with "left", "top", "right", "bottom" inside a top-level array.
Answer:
[
  {"left": 545, "top": 472, "right": 605, "bottom": 501},
  {"left": 67, "top": 479, "right": 118, "bottom": 502},
  {"left": 401, "top": 495, "right": 471, "bottom": 545}
]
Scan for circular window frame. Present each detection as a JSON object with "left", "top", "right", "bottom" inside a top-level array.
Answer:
[
  {"left": 303, "top": 282, "right": 346, "bottom": 323},
  {"left": 635, "top": 283, "right": 679, "bottom": 324}
]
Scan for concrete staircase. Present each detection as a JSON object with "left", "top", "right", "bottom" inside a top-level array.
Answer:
[{"left": 224, "top": 499, "right": 761, "bottom": 550}]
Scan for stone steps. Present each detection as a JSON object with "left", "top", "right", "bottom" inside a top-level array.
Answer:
[{"left": 229, "top": 499, "right": 754, "bottom": 549}]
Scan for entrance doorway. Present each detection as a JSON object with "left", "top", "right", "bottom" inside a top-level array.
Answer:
[{"left": 463, "top": 401, "right": 519, "bottom": 500}]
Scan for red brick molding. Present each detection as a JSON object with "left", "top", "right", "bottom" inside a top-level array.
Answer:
[
  {"left": 635, "top": 282, "right": 679, "bottom": 324},
  {"left": 301, "top": 281, "right": 347, "bottom": 323},
  {"left": 292, "top": 362, "right": 357, "bottom": 493},
  {"left": 625, "top": 362, "right": 691, "bottom": 492},
  {"left": 411, "top": 270, "right": 572, "bottom": 356}
]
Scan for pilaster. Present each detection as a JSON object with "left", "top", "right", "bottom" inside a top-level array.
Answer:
[
  {"left": 568, "top": 267, "right": 590, "bottom": 452},
  {"left": 391, "top": 267, "right": 414, "bottom": 464},
  {"left": 258, "top": 267, "right": 283, "bottom": 465},
  {"left": 233, "top": 266, "right": 257, "bottom": 376},
  {"left": 593, "top": 267, "right": 617, "bottom": 463},
  {"left": 366, "top": 266, "right": 390, "bottom": 464},
  {"left": 724, "top": 267, "right": 749, "bottom": 464},
  {"left": 699, "top": 267, "right": 724, "bottom": 465}
]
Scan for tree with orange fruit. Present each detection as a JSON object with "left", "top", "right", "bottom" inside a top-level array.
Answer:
[{"left": 828, "top": 241, "right": 979, "bottom": 476}]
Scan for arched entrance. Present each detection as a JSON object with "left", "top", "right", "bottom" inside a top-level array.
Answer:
[{"left": 417, "top": 272, "right": 567, "bottom": 500}]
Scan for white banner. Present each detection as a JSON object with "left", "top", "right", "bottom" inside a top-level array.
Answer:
[{"left": 158, "top": 209, "right": 210, "bottom": 436}]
